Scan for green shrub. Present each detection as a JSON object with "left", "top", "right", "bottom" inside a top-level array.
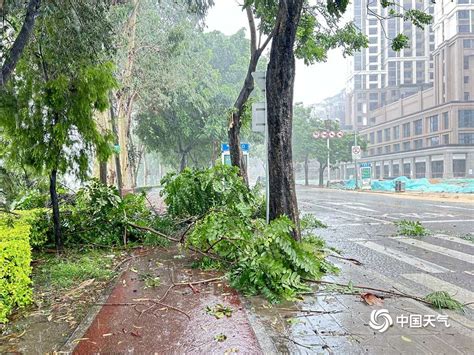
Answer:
[
  {"left": 160, "top": 165, "right": 255, "bottom": 218},
  {"left": 0, "top": 213, "right": 33, "bottom": 323},
  {"left": 396, "top": 220, "right": 430, "bottom": 237}
]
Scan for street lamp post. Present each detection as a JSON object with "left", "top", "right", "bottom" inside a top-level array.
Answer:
[{"left": 354, "top": 130, "right": 359, "bottom": 189}]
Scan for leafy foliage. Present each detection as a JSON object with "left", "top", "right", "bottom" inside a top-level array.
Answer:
[
  {"left": 161, "top": 165, "right": 337, "bottom": 302},
  {"left": 0, "top": 212, "right": 33, "bottom": 323},
  {"left": 396, "top": 220, "right": 430, "bottom": 237},
  {"left": 160, "top": 165, "right": 255, "bottom": 218},
  {"left": 424, "top": 291, "right": 464, "bottom": 311},
  {"left": 300, "top": 214, "right": 328, "bottom": 231}
]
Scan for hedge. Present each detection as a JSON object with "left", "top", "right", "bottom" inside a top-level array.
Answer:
[{"left": 0, "top": 211, "right": 34, "bottom": 324}]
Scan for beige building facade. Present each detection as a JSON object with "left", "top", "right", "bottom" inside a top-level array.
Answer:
[{"left": 341, "top": 0, "right": 474, "bottom": 180}]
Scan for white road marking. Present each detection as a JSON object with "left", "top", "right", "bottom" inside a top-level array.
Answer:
[
  {"left": 354, "top": 241, "right": 452, "bottom": 273},
  {"left": 420, "top": 219, "right": 474, "bottom": 224},
  {"left": 431, "top": 234, "right": 474, "bottom": 248},
  {"left": 428, "top": 204, "right": 474, "bottom": 212},
  {"left": 464, "top": 271, "right": 474, "bottom": 277},
  {"left": 355, "top": 267, "right": 474, "bottom": 332},
  {"left": 311, "top": 204, "right": 387, "bottom": 223},
  {"left": 396, "top": 238, "right": 473, "bottom": 264},
  {"left": 402, "top": 273, "right": 474, "bottom": 310}
]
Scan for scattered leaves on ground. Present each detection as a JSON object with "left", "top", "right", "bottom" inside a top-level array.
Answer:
[
  {"left": 206, "top": 304, "right": 233, "bottom": 319},
  {"left": 361, "top": 292, "right": 384, "bottom": 306},
  {"left": 424, "top": 291, "right": 464, "bottom": 311},
  {"left": 214, "top": 333, "right": 227, "bottom": 342}
]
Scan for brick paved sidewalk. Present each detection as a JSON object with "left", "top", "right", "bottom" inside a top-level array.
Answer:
[{"left": 64, "top": 247, "right": 265, "bottom": 354}]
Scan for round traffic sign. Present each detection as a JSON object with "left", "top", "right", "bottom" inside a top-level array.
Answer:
[
  {"left": 313, "top": 131, "right": 320, "bottom": 139},
  {"left": 352, "top": 146, "right": 361, "bottom": 154},
  {"left": 336, "top": 131, "right": 344, "bottom": 138},
  {"left": 329, "top": 131, "right": 336, "bottom": 138},
  {"left": 321, "top": 131, "right": 328, "bottom": 138}
]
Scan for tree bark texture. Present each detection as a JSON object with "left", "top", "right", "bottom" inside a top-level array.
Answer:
[
  {"left": 180, "top": 152, "right": 187, "bottom": 172},
  {"left": 110, "top": 97, "right": 123, "bottom": 194},
  {"left": 1, "top": 0, "right": 41, "bottom": 87},
  {"left": 266, "top": 0, "right": 304, "bottom": 240},
  {"left": 49, "top": 168, "right": 63, "bottom": 253},
  {"left": 318, "top": 162, "right": 326, "bottom": 187}
]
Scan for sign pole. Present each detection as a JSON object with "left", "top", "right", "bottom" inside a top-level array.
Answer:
[
  {"left": 326, "top": 137, "right": 330, "bottom": 186},
  {"left": 354, "top": 131, "right": 359, "bottom": 189}
]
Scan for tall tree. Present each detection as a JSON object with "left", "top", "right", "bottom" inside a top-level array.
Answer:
[
  {"left": 248, "top": 0, "right": 431, "bottom": 239},
  {"left": 0, "top": 2, "right": 116, "bottom": 252}
]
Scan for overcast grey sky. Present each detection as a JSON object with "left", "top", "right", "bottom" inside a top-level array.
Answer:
[{"left": 204, "top": 0, "right": 348, "bottom": 106}]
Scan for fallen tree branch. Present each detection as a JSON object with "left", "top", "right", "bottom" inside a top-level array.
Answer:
[
  {"left": 127, "top": 222, "right": 180, "bottom": 242},
  {"left": 327, "top": 254, "right": 363, "bottom": 266},
  {"left": 304, "top": 279, "right": 432, "bottom": 306}
]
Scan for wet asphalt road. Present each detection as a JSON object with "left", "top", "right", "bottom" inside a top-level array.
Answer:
[{"left": 297, "top": 186, "right": 474, "bottom": 309}]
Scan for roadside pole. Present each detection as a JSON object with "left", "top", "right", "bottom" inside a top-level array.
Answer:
[
  {"left": 251, "top": 71, "right": 269, "bottom": 224},
  {"left": 354, "top": 131, "right": 359, "bottom": 189},
  {"left": 326, "top": 137, "right": 330, "bottom": 186}
]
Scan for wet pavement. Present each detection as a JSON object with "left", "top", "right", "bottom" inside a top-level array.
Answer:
[
  {"left": 248, "top": 187, "right": 473, "bottom": 354},
  {"left": 68, "top": 247, "right": 262, "bottom": 354}
]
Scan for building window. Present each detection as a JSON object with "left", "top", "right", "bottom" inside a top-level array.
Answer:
[
  {"left": 414, "top": 139, "right": 423, "bottom": 149},
  {"left": 403, "top": 141, "right": 411, "bottom": 151},
  {"left": 414, "top": 119, "right": 423, "bottom": 135},
  {"left": 415, "top": 162, "right": 426, "bottom": 178},
  {"left": 393, "top": 164, "right": 400, "bottom": 177},
  {"left": 376, "top": 165, "right": 381, "bottom": 178},
  {"left": 383, "top": 165, "right": 390, "bottom": 178},
  {"left": 377, "top": 147, "right": 383, "bottom": 155},
  {"left": 464, "top": 92, "right": 470, "bottom": 101},
  {"left": 384, "top": 128, "right": 391, "bottom": 141},
  {"left": 465, "top": 76, "right": 470, "bottom": 84},
  {"left": 402, "top": 122, "right": 411, "bottom": 137},
  {"left": 403, "top": 163, "right": 411, "bottom": 177},
  {"left": 465, "top": 56, "right": 470, "bottom": 70},
  {"left": 443, "top": 112, "right": 449, "bottom": 129},
  {"left": 377, "top": 130, "right": 383, "bottom": 143},
  {"left": 431, "top": 161, "right": 444, "bottom": 178},
  {"left": 427, "top": 136, "right": 440, "bottom": 147},
  {"left": 385, "top": 145, "right": 391, "bottom": 153},
  {"left": 369, "top": 148, "right": 375, "bottom": 156},
  {"left": 458, "top": 10, "right": 471, "bottom": 33},
  {"left": 428, "top": 115, "right": 439, "bottom": 132},
  {"left": 453, "top": 159, "right": 466, "bottom": 177},
  {"left": 459, "top": 110, "right": 474, "bottom": 128},
  {"left": 459, "top": 133, "right": 474, "bottom": 144},
  {"left": 370, "top": 132, "right": 375, "bottom": 144},
  {"left": 443, "top": 134, "right": 449, "bottom": 144},
  {"left": 393, "top": 143, "right": 400, "bottom": 152},
  {"left": 393, "top": 126, "right": 400, "bottom": 139}
]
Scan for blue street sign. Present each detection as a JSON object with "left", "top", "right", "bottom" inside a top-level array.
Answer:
[
  {"left": 359, "top": 162, "right": 371, "bottom": 168},
  {"left": 221, "top": 143, "right": 250, "bottom": 152}
]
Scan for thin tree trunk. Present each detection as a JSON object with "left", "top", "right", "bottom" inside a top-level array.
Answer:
[
  {"left": 180, "top": 152, "right": 187, "bottom": 172},
  {"left": 99, "top": 161, "right": 107, "bottom": 184},
  {"left": 1, "top": 0, "right": 41, "bottom": 87},
  {"left": 228, "top": 6, "right": 273, "bottom": 185},
  {"left": 304, "top": 155, "right": 309, "bottom": 186},
  {"left": 49, "top": 169, "right": 63, "bottom": 253},
  {"left": 110, "top": 97, "right": 123, "bottom": 194},
  {"left": 319, "top": 162, "right": 326, "bottom": 187},
  {"left": 266, "top": 0, "right": 304, "bottom": 240}
]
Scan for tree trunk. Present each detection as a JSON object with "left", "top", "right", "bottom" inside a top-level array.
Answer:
[
  {"left": 49, "top": 169, "right": 63, "bottom": 253},
  {"left": 1, "top": 0, "right": 41, "bottom": 88},
  {"left": 304, "top": 155, "right": 309, "bottom": 186},
  {"left": 180, "top": 152, "right": 187, "bottom": 172},
  {"left": 266, "top": 0, "right": 304, "bottom": 240},
  {"left": 319, "top": 162, "right": 326, "bottom": 187},
  {"left": 99, "top": 161, "right": 107, "bottom": 184},
  {"left": 110, "top": 97, "right": 123, "bottom": 195}
]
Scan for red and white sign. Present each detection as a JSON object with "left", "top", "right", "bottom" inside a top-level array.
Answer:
[
  {"left": 328, "top": 131, "right": 336, "bottom": 138},
  {"left": 336, "top": 131, "right": 344, "bottom": 138},
  {"left": 320, "top": 131, "right": 328, "bottom": 139},
  {"left": 352, "top": 145, "right": 362, "bottom": 160},
  {"left": 313, "top": 131, "right": 320, "bottom": 139}
]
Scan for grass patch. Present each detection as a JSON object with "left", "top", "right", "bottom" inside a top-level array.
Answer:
[
  {"left": 300, "top": 214, "right": 327, "bottom": 230},
  {"left": 395, "top": 220, "right": 430, "bottom": 237},
  {"left": 36, "top": 250, "right": 117, "bottom": 289},
  {"left": 424, "top": 291, "right": 464, "bottom": 311}
]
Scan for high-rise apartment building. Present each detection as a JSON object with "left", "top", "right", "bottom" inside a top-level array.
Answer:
[
  {"left": 346, "top": 0, "right": 434, "bottom": 129},
  {"left": 340, "top": 0, "right": 474, "bottom": 180}
]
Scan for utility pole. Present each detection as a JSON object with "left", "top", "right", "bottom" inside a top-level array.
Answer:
[{"left": 326, "top": 137, "right": 330, "bottom": 186}]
